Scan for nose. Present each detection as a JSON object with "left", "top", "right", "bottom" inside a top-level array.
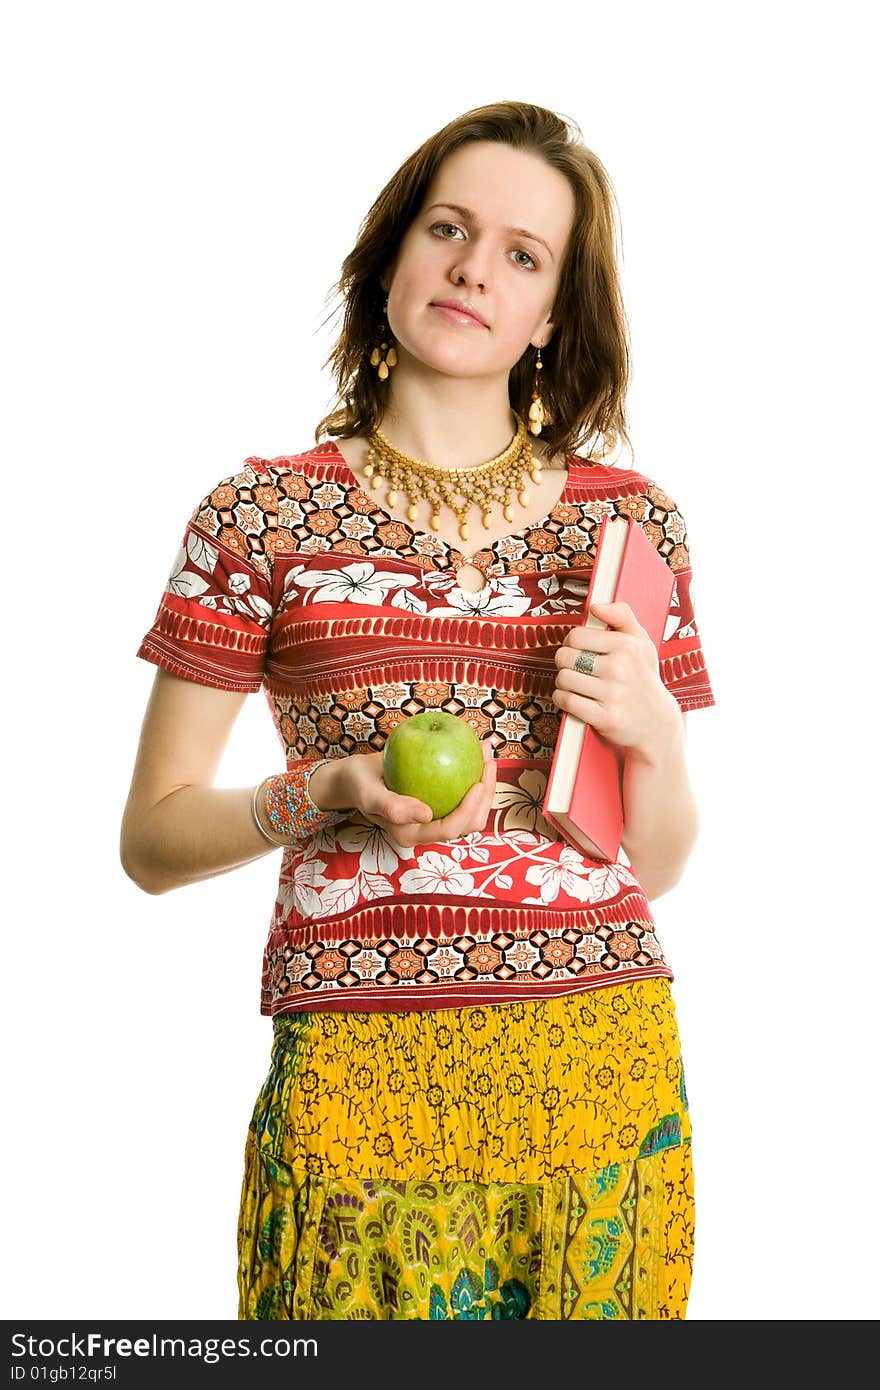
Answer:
[{"left": 449, "top": 237, "right": 491, "bottom": 291}]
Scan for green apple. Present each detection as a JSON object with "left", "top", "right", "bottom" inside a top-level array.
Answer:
[{"left": 383, "top": 712, "right": 485, "bottom": 820}]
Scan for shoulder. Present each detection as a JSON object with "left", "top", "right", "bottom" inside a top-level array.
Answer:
[
  {"left": 259, "top": 440, "right": 349, "bottom": 478},
  {"left": 566, "top": 453, "right": 683, "bottom": 513},
  {"left": 192, "top": 442, "right": 351, "bottom": 517},
  {"left": 562, "top": 456, "right": 692, "bottom": 571}
]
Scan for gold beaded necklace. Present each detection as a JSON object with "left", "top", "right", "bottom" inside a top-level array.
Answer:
[{"left": 364, "top": 412, "right": 543, "bottom": 544}]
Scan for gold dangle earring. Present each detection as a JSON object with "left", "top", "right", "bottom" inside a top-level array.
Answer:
[
  {"left": 370, "top": 295, "right": 398, "bottom": 381},
  {"left": 528, "top": 344, "right": 548, "bottom": 436}
]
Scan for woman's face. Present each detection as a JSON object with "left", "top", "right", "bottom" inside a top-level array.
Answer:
[{"left": 382, "top": 140, "right": 576, "bottom": 382}]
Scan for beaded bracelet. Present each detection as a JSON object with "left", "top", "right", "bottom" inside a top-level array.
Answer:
[{"left": 257, "top": 759, "right": 347, "bottom": 844}]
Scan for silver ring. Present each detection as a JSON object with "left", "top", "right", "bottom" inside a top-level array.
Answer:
[{"left": 573, "top": 650, "right": 600, "bottom": 677}]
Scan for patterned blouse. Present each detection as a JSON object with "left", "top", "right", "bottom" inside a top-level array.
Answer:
[{"left": 137, "top": 441, "right": 715, "bottom": 1015}]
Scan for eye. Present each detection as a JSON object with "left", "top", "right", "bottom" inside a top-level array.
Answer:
[
  {"left": 430, "top": 222, "right": 538, "bottom": 270},
  {"left": 431, "top": 221, "right": 465, "bottom": 240}
]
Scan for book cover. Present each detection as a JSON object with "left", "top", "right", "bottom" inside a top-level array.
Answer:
[{"left": 541, "top": 515, "right": 676, "bottom": 861}]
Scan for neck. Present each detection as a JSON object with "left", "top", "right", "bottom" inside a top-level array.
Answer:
[{"left": 378, "top": 361, "right": 521, "bottom": 469}]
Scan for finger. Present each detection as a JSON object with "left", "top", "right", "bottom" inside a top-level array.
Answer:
[
  {"left": 470, "top": 781, "right": 492, "bottom": 811},
  {"left": 555, "top": 663, "right": 606, "bottom": 697},
  {"left": 452, "top": 778, "right": 484, "bottom": 819},
  {"left": 385, "top": 795, "right": 434, "bottom": 825},
  {"left": 551, "top": 684, "right": 611, "bottom": 731},
  {"left": 368, "top": 813, "right": 425, "bottom": 848},
  {"left": 556, "top": 645, "right": 608, "bottom": 677},
  {"left": 469, "top": 773, "right": 492, "bottom": 804},
  {"left": 448, "top": 774, "right": 497, "bottom": 837},
  {"left": 470, "top": 752, "right": 496, "bottom": 799},
  {"left": 587, "top": 600, "right": 645, "bottom": 635},
  {"left": 431, "top": 789, "right": 477, "bottom": 841},
  {"left": 556, "top": 632, "right": 617, "bottom": 670},
  {"left": 472, "top": 775, "right": 495, "bottom": 830},
  {"left": 558, "top": 626, "right": 617, "bottom": 661},
  {"left": 380, "top": 752, "right": 495, "bottom": 842},
  {"left": 480, "top": 753, "right": 497, "bottom": 787}
]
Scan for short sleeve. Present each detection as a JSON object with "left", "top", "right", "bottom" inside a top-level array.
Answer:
[
  {"left": 652, "top": 492, "right": 716, "bottom": 713},
  {"left": 136, "top": 460, "right": 278, "bottom": 693}
]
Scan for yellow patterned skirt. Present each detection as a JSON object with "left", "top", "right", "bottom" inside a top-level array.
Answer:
[{"left": 237, "top": 978, "right": 694, "bottom": 1320}]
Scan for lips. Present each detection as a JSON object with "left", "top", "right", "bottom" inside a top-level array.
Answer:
[{"left": 430, "top": 299, "right": 489, "bottom": 329}]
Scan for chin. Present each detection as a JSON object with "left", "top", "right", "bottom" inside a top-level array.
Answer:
[{"left": 404, "top": 332, "right": 499, "bottom": 377}]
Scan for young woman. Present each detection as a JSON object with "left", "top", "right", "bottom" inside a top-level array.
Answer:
[{"left": 121, "top": 101, "right": 715, "bottom": 1321}]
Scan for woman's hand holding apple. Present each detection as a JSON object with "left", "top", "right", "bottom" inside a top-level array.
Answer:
[{"left": 310, "top": 742, "right": 497, "bottom": 848}]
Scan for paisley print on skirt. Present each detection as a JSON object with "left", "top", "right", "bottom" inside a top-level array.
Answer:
[{"left": 237, "top": 978, "right": 694, "bottom": 1320}]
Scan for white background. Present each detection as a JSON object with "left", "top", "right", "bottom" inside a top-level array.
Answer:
[{"left": 3, "top": 0, "right": 877, "bottom": 1321}]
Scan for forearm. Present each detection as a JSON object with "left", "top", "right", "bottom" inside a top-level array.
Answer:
[
  {"left": 620, "top": 717, "right": 699, "bottom": 900},
  {"left": 121, "top": 758, "right": 353, "bottom": 895},
  {"left": 121, "top": 784, "right": 279, "bottom": 895}
]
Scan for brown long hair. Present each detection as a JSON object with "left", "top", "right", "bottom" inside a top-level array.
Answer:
[{"left": 314, "top": 100, "right": 633, "bottom": 464}]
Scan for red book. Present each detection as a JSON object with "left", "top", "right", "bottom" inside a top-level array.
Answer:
[{"left": 542, "top": 515, "right": 676, "bottom": 861}]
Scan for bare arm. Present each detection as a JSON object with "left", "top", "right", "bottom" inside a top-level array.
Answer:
[
  {"left": 620, "top": 710, "right": 699, "bottom": 901},
  {"left": 119, "top": 668, "right": 280, "bottom": 895},
  {"left": 553, "top": 601, "right": 701, "bottom": 904},
  {"left": 120, "top": 668, "right": 498, "bottom": 896}
]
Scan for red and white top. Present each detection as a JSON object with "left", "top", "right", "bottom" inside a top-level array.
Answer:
[{"left": 137, "top": 442, "right": 715, "bottom": 1014}]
